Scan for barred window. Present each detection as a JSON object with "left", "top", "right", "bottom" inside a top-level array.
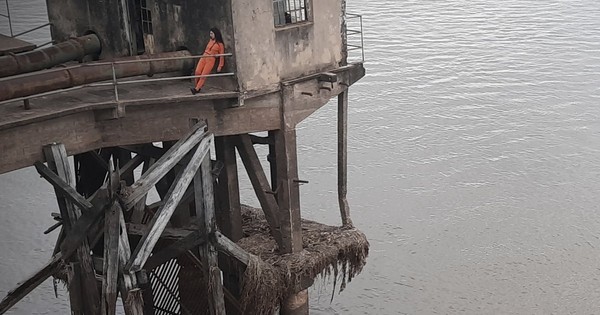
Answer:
[
  {"left": 140, "top": 0, "right": 153, "bottom": 34},
  {"left": 273, "top": 0, "right": 308, "bottom": 27}
]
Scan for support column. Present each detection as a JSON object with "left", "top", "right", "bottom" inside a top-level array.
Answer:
[
  {"left": 273, "top": 128, "right": 302, "bottom": 253},
  {"left": 215, "top": 135, "right": 244, "bottom": 315},
  {"left": 278, "top": 85, "right": 307, "bottom": 315},
  {"left": 337, "top": 91, "right": 353, "bottom": 227},
  {"left": 215, "top": 135, "right": 242, "bottom": 241},
  {"left": 280, "top": 290, "right": 309, "bottom": 315}
]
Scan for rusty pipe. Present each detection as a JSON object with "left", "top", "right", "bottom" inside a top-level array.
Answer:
[
  {"left": 0, "top": 50, "right": 194, "bottom": 102},
  {"left": 0, "top": 34, "right": 101, "bottom": 78}
]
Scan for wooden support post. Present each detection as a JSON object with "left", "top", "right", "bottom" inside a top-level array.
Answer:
[
  {"left": 126, "top": 134, "right": 213, "bottom": 272},
  {"left": 0, "top": 254, "right": 63, "bottom": 314},
  {"left": 273, "top": 129, "right": 303, "bottom": 254},
  {"left": 195, "top": 153, "right": 226, "bottom": 315},
  {"left": 43, "top": 144, "right": 101, "bottom": 315},
  {"left": 122, "top": 122, "right": 207, "bottom": 210},
  {"left": 235, "top": 134, "right": 284, "bottom": 249},
  {"left": 215, "top": 136, "right": 242, "bottom": 241},
  {"left": 101, "top": 202, "right": 120, "bottom": 315},
  {"left": 116, "top": 203, "right": 144, "bottom": 315},
  {"left": 337, "top": 91, "right": 354, "bottom": 227}
]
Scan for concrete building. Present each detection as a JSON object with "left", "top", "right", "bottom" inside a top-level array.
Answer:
[{"left": 0, "top": 0, "right": 367, "bottom": 314}]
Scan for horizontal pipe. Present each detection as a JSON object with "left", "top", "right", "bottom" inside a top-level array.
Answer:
[
  {"left": 0, "top": 33, "right": 101, "bottom": 78},
  {"left": 0, "top": 50, "right": 194, "bottom": 102}
]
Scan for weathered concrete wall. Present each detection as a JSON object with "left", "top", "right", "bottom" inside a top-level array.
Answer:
[
  {"left": 231, "top": 0, "right": 343, "bottom": 92},
  {"left": 46, "top": 0, "right": 133, "bottom": 58}
]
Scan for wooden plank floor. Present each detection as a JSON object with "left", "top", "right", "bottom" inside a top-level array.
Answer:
[
  {"left": 0, "top": 77, "right": 239, "bottom": 130},
  {"left": 0, "top": 34, "right": 36, "bottom": 55}
]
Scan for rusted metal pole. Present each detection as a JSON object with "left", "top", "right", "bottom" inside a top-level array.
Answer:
[
  {"left": 338, "top": 91, "right": 353, "bottom": 227},
  {"left": 0, "top": 50, "right": 193, "bottom": 102},
  {"left": 0, "top": 34, "right": 101, "bottom": 78}
]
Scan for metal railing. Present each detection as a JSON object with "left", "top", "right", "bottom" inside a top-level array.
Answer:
[
  {"left": 1, "top": 0, "right": 53, "bottom": 46},
  {"left": 0, "top": 53, "right": 236, "bottom": 107},
  {"left": 346, "top": 13, "right": 365, "bottom": 63}
]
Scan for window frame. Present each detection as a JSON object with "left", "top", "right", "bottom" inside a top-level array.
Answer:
[
  {"left": 140, "top": 0, "right": 153, "bottom": 35},
  {"left": 273, "top": 0, "right": 312, "bottom": 28}
]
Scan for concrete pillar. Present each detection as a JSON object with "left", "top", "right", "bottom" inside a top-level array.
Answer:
[{"left": 281, "top": 290, "right": 309, "bottom": 315}]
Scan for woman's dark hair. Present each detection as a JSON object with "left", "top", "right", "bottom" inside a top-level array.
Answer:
[{"left": 210, "top": 27, "right": 224, "bottom": 44}]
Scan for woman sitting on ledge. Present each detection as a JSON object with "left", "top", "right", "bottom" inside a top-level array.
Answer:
[{"left": 191, "top": 27, "right": 225, "bottom": 95}]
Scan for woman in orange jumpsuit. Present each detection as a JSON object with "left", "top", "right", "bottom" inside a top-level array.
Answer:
[{"left": 191, "top": 27, "right": 225, "bottom": 94}]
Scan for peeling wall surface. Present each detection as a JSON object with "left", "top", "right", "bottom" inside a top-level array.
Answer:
[
  {"left": 232, "top": 0, "right": 343, "bottom": 92},
  {"left": 46, "top": 0, "right": 132, "bottom": 58}
]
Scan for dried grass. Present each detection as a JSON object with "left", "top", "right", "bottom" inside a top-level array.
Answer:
[{"left": 236, "top": 205, "right": 369, "bottom": 314}]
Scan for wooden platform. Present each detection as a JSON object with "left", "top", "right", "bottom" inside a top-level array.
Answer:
[{"left": 0, "top": 34, "right": 36, "bottom": 55}]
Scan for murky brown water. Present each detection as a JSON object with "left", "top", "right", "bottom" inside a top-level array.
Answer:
[{"left": 2, "top": 0, "right": 600, "bottom": 314}]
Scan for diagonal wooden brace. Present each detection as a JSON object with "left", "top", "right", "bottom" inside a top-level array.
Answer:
[
  {"left": 126, "top": 134, "right": 213, "bottom": 272},
  {"left": 121, "top": 122, "right": 208, "bottom": 210}
]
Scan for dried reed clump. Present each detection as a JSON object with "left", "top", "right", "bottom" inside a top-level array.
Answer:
[{"left": 237, "top": 205, "right": 369, "bottom": 314}]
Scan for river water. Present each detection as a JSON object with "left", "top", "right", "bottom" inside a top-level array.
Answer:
[{"left": 2, "top": 0, "right": 600, "bottom": 314}]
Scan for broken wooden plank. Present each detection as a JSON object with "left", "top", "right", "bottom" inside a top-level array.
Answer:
[
  {"left": 121, "top": 122, "right": 207, "bottom": 210},
  {"left": 235, "top": 134, "right": 283, "bottom": 248},
  {"left": 0, "top": 254, "right": 62, "bottom": 314},
  {"left": 126, "top": 134, "right": 213, "bottom": 272},
  {"left": 101, "top": 202, "right": 121, "bottom": 315}
]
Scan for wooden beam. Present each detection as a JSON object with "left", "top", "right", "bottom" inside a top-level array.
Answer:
[
  {"left": 215, "top": 136, "right": 242, "bottom": 241},
  {"left": 121, "top": 122, "right": 207, "bottom": 210},
  {"left": 235, "top": 134, "right": 283, "bottom": 249},
  {"left": 214, "top": 232, "right": 250, "bottom": 266},
  {"left": 43, "top": 144, "right": 101, "bottom": 315},
  {"left": 0, "top": 254, "right": 63, "bottom": 314},
  {"left": 249, "top": 134, "right": 272, "bottom": 145},
  {"left": 195, "top": 153, "right": 226, "bottom": 315},
  {"left": 126, "top": 223, "right": 196, "bottom": 240},
  {"left": 144, "top": 230, "right": 206, "bottom": 271},
  {"left": 34, "top": 161, "right": 94, "bottom": 212},
  {"left": 118, "top": 153, "right": 145, "bottom": 180},
  {"left": 101, "top": 202, "right": 120, "bottom": 315},
  {"left": 126, "top": 134, "right": 213, "bottom": 272},
  {"left": 129, "top": 157, "right": 152, "bottom": 224},
  {"left": 337, "top": 91, "right": 353, "bottom": 227},
  {"left": 116, "top": 203, "right": 144, "bottom": 315}
]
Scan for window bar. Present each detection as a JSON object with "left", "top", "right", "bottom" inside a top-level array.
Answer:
[{"left": 5, "top": 0, "right": 13, "bottom": 37}]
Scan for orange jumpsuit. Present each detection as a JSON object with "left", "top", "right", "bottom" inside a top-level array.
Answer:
[{"left": 194, "top": 39, "right": 225, "bottom": 91}]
